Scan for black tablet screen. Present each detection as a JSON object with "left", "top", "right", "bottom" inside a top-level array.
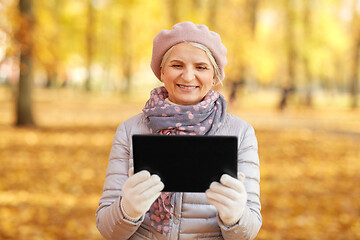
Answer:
[{"left": 132, "top": 134, "right": 237, "bottom": 192}]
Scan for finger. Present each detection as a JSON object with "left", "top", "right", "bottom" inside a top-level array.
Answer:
[
  {"left": 208, "top": 180, "right": 243, "bottom": 201},
  {"left": 126, "top": 170, "right": 151, "bottom": 188},
  {"left": 206, "top": 189, "right": 234, "bottom": 209},
  {"left": 128, "top": 167, "right": 134, "bottom": 177},
  {"left": 206, "top": 197, "right": 226, "bottom": 214},
  {"left": 207, "top": 180, "right": 241, "bottom": 200},
  {"left": 209, "top": 181, "right": 226, "bottom": 192},
  {"left": 140, "top": 181, "right": 165, "bottom": 200},
  {"left": 206, "top": 188, "right": 245, "bottom": 220},
  {"left": 134, "top": 174, "right": 162, "bottom": 194},
  {"left": 220, "top": 174, "right": 244, "bottom": 193},
  {"left": 238, "top": 172, "right": 245, "bottom": 183}
]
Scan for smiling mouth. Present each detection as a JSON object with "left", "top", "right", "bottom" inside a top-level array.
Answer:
[{"left": 177, "top": 84, "right": 198, "bottom": 89}]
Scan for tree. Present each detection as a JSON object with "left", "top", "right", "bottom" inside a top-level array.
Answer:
[
  {"left": 224, "top": 0, "right": 259, "bottom": 103},
  {"left": 350, "top": 0, "right": 360, "bottom": 108},
  {"left": 36, "top": 0, "right": 61, "bottom": 88},
  {"left": 165, "top": 0, "right": 180, "bottom": 25},
  {"left": 120, "top": 12, "right": 133, "bottom": 94},
  {"left": 278, "top": 0, "right": 297, "bottom": 110},
  {"left": 302, "top": 0, "right": 313, "bottom": 107},
  {"left": 85, "top": 0, "right": 95, "bottom": 91},
  {"left": 15, "top": 0, "right": 35, "bottom": 126}
]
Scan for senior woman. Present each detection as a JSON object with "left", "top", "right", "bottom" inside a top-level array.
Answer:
[{"left": 96, "top": 21, "right": 262, "bottom": 240}]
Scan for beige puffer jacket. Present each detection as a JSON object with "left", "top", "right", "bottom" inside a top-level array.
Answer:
[{"left": 96, "top": 113, "right": 261, "bottom": 240}]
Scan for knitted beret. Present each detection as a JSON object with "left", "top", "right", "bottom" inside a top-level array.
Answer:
[{"left": 151, "top": 21, "right": 227, "bottom": 82}]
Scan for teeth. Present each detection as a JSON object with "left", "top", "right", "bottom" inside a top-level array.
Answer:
[{"left": 178, "top": 85, "right": 196, "bottom": 89}]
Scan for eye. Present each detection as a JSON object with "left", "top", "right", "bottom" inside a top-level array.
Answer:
[
  {"left": 171, "top": 64, "right": 182, "bottom": 68},
  {"left": 197, "top": 66, "right": 208, "bottom": 70}
]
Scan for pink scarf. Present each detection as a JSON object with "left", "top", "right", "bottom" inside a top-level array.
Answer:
[{"left": 142, "top": 86, "right": 227, "bottom": 235}]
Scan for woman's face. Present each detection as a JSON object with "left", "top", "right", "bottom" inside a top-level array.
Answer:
[{"left": 161, "top": 42, "right": 215, "bottom": 105}]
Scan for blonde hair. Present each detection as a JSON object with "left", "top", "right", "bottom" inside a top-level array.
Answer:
[{"left": 160, "top": 42, "right": 222, "bottom": 85}]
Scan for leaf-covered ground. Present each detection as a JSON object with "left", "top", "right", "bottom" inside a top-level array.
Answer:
[{"left": 0, "top": 88, "right": 359, "bottom": 239}]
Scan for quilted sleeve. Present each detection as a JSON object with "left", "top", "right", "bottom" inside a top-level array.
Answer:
[
  {"left": 95, "top": 122, "right": 143, "bottom": 240},
  {"left": 219, "top": 123, "right": 262, "bottom": 240}
]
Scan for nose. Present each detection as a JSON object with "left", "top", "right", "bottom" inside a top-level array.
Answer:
[{"left": 181, "top": 67, "right": 195, "bottom": 82}]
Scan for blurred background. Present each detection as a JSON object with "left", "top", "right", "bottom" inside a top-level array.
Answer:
[{"left": 0, "top": 0, "right": 360, "bottom": 239}]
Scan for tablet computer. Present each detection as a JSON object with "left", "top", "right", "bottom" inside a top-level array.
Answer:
[{"left": 132, "top": 134, "right": 237, "bottom": 192}]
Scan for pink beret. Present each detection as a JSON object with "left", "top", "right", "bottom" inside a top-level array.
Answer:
[{"left": 151, "top": 21, "right": 227, "bottom": 81}]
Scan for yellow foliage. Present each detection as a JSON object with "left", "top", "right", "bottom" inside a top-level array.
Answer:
[{"left": 1, "top": 88, "right": 360, "bottom": 239}]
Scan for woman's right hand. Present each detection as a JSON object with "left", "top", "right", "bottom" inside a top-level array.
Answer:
[{"left": 120, "top": 167, "right": 164, "bottom": 221}]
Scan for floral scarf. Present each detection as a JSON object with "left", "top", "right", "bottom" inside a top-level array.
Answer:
[
  {"left": 143, "top": 86, "right": 227, "bottom": 136},
  {"left": 142, "top": 86, "right": 227, "bottom": 235}
]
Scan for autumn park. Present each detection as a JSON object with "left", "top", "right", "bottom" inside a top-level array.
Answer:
[{"left": 0, "top": 0, "right": 360, "bottom": 239}]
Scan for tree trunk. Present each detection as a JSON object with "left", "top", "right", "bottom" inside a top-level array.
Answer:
[
  {"left": 85, "top": 0, "right": 94, "bottom": 91},
  {"left": 45, "top": 0, "right": 60, "bottom": 88},
  {"left": 226, "top": 0, "right": 258, "bottom": 103},
  {"left": 45, "top": 68, "right": 57, "bottom": 88},
  {"left": 350, "top": 41, "right": 360, "bottom": 108},
  {"left": 229, "top": 78, "right": 246, "bottom": 104},
  {"left": 279, "top": 0, "right": 297, "bottom": 110},
  {"left": 304, "top": 57, "right": 313, "bottom": 107},
  {"left": 279, "top": 86, "right": 295, "bottom": 110},
  {"left": 303, "top": 0, "right": 313, "bottom": 107},
  {"left": 120, "top": 17, "right": 132, "bottom": 94},
  {"left": 16, "top": 0, "right": 34, "bottom": 126},
  {"left": 350, "top": 1, "right": 360, "bottom": 108}
]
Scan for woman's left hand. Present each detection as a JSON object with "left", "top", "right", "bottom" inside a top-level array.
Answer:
[{"left": 205, "top": 172, "right": 247, "bottom": 227}]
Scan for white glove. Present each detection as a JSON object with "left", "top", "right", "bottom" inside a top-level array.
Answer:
[
  {"left": 120, "top": 167, "right": 164, "bottom": 221},
  {"left": 205, "top": 172, "right": 247, "bottom": 226}
]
